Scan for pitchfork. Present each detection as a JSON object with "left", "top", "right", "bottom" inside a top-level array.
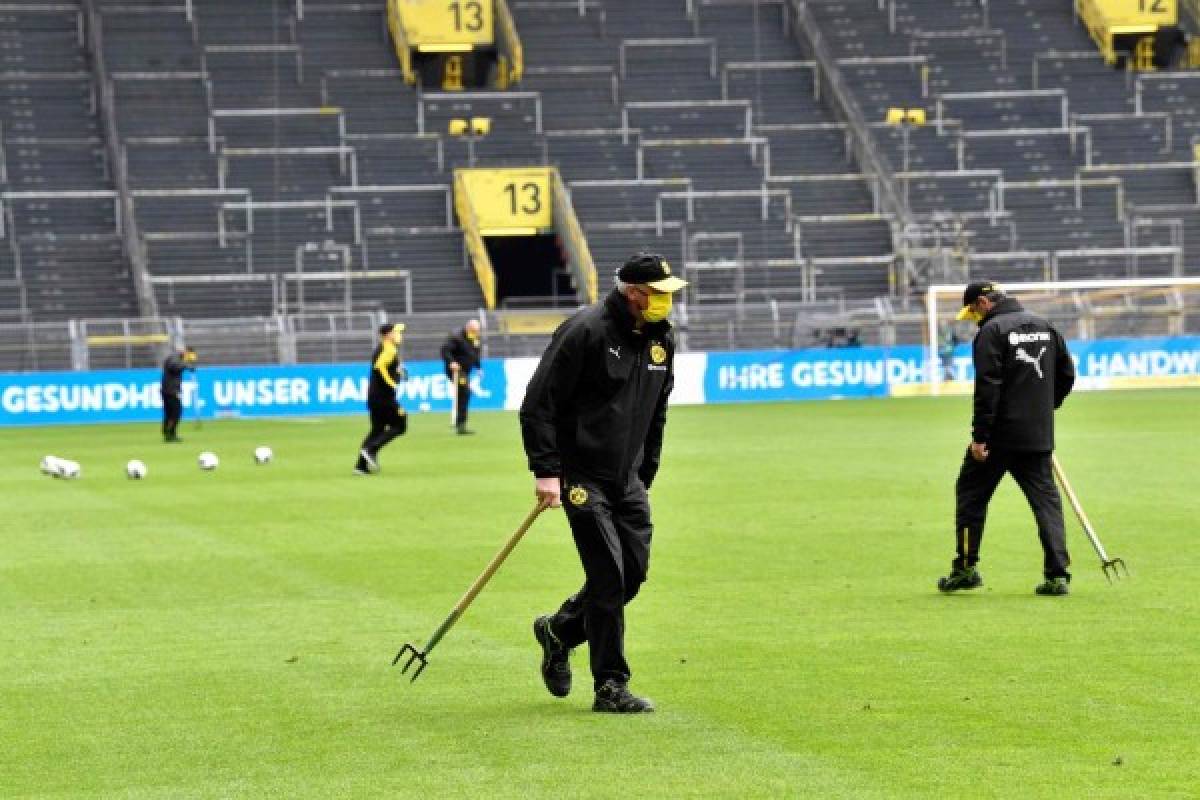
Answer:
[
  {"left": 1052, "top": 454, "right": 1129, "bottom": 583},
  {"left": 393, "top": 499, "right": 550, "bottom": 682}
]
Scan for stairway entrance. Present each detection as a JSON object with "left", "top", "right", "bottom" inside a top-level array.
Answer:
[{"left": 485, "top": 234, "right": 574, "bottom": 307}]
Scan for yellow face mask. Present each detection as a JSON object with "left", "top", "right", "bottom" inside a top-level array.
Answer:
[{"left": 642, "top": 291, "right": 672, "bottom": 323}]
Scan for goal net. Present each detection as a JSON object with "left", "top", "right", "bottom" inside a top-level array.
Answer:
[{"left": 925, "top": 278, "right": 1200, "bottom": 395}]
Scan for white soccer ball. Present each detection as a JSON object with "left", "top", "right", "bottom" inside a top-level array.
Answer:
[
  {"left": 58, "top": 459, "right": 81, "bottom": 479},
  {"left": 253, "top": 446, "right": 273, "bottom": 465},
  {"left": 198, "top": 451, "right": 219, "bottom": 471},
  {"left": 40, "top": 455, "right": 61, "bottom": 475},
  {"left": 126, "top": 459, "right": 148, "bottom": 480}
]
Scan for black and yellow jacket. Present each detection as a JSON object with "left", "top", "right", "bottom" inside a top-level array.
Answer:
[
  {"left": 971, "top": 298, "right": 1075, "bottom": 451},
  {"left": 368, "top": 340, "right": 404, "bottom": 405},
  {"left": 520, "top": 289, "right": 674, "bottom": 489}
]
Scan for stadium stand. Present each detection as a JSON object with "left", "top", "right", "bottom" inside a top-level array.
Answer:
[
  {"left": 2, "top": 0, "right": 1198, "bottom": 361},
  {"left": 1, "top": 2, "right": 138, "bottom": 322},
  {"left": 811, "top": 0, "right": 1199, "bottom": 286}
]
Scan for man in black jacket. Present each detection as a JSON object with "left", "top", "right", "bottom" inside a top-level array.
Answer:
[
  {"left": 521, "top": 253, "right": 685, "bottom": 713},
  {"left": 939, "top": 282, "right": 1077, "bottom": 596},
  {"left": 440, "top": 319, "right": 482, "bottom": 435},
  {"left": 160, "top": 346, "right": 197, "bottom": 442},
  {"left": 355, "top": 323, "right": 407, "bottom": 475}
]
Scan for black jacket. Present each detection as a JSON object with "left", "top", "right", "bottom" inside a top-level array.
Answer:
[
  {"left": 441, "top": 328, "right": 482, "bottom": 378},
  {"left": 520, "top": 289, "right": 675, "bottom": 489},
  {"left": 161, "top": 354, "right": 193, "bottom": 396},
  {"left": 971, "top": 298, "right": 1075, "bottom": 451}
]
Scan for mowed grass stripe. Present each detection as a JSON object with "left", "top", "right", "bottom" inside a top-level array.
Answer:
[{"left": 2, "top": 391, "right": 1198, "bottom": 797}]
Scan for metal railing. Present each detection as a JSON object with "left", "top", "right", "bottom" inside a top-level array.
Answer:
[
  {"left": 217, "top": 146, "right": 358, "bottom": 189},
  {"left": 622, "top": 100, "right": 754, "bottom": 141},
  {"left": 208, "top": 107, "right": 345, "bottom": 154},
  {"left": 637, "top": 136, "right": 771, "bottom": 182},
  {"left": 202, "top": 44, "right": 303, "bottom": 83},
  {"left": 619, "top": 38, "right": 718, "bottom": 79}
]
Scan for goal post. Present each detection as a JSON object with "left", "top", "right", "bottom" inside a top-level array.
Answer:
[{"left": 925, "top": 277, "right": 1200, "bottom": 396}]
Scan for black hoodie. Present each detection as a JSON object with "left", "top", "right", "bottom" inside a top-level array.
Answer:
[
  {"left": 971, "top": 297, "right": 1075, "bottom": 451},
  {"left": 520, "top": 289, "right": 675, "bottom": 489}
]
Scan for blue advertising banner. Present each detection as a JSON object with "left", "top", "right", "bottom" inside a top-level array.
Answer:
[
  {"left": 2, "top": 337, "right": 1197, "bottom": 426},
  {"left": 1070, "top": 336, "right": 1200, "bottom": 382},
  {"left": 704, "top": 346, "right": 928, "bottom": 403},
  {"left": 0, "top": 359, "right": 507, "bottom": 427}
]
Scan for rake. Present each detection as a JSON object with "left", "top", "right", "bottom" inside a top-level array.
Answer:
[
  {"left": 393, "top": 499, "right": 550, "bottom": 682},
  {"left": 1051, "top": 454, "right": 1129, "bottom": 583}
]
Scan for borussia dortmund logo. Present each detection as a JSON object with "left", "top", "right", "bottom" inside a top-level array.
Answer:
[
  {"left": 568, "top": 486, "right": 588, "bottom": 506},
  {"left": 650, "top": 344, "right": 667, "bottom": 365}
]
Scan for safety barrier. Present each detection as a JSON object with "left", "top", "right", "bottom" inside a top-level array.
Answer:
[
  {"left": 386, "top": 0, "right": 416, "bottom": 85},
  {"left": 495, "top": 0, "right": 524, "bottom": 89},
  {"left": 453, "top": 171, "right": 497, "bottom": 309},
  {"left": 551, "top": 168, "right": 598, "bottom": 304}
]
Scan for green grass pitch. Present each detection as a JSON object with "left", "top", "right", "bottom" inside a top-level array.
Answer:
[{"left": 2, "top": 390, "right": 1198, "bottom": 798}]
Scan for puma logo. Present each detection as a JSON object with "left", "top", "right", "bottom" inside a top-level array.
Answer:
[
  {"left": 608, "top": 346, "right": 620, "bottom": 359},
  {"left": 1015, "top": 346, "right": 1046, "bottom": 379}
]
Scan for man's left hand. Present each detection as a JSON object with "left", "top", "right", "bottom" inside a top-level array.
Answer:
[{"left": 969, "top": 441, "right": 989, "bottom": 462}]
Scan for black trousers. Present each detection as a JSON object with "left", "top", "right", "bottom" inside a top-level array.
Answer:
[
  {"left": 549, "top": 477, "right": 652, "bottom": 690},
  {"left": 359, "top": 401, "right": 406, "bottom": 461},
  {"left": 954, "top": 447, "right": 1071, "bottom": 579},
  {"left": 161, "top": 390, "right": 182, "bottom": 438},
  {"left": 453, "top": 372, "right": 471, "bottom": 428}
]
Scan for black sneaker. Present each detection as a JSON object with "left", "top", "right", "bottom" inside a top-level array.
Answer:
[
  {"left": 592, "top": 680, "right": 655, "bottom": 713},
  {"left": 1035, "top": 576, "right": 1070, "bottom": 596},
  {"left": 533, "top": 615, "right": 571, "bottom": 698},
  {"left": 456, "top": 427, "right": 475, "bottom": 436},
  {"left": 937, "top": 566, "right": 983, "bottom": 593},
  {"left": 360, "top": 448, "right": 379, "bottom": 473}
]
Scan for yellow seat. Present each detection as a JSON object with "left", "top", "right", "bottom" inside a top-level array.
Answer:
[
  {"left": 905, "top": 108, "right": 926, "bottom": 126},
  {"left": 470, "top": 116, "right": 492, "bottom": 136},
  {"left": 448, "top": 118, "right": 469, "bottom": 136},
  {"left": 885, "top": 107, "right": 906, "bottom": 125}
]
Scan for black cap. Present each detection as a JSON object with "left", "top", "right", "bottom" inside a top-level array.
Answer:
[
  {"left": 956, "top": 281, "right": 999, "bottom": 320},
  {"left": 961, "top": 281, "right": 999, "bottom": 306},
  {"left": 617, "top": 252, "right": 687, "bottom": 293}
]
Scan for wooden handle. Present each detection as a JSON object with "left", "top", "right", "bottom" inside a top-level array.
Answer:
[{"left": 451, "top": 500, "right": 549, "bottom": 616}]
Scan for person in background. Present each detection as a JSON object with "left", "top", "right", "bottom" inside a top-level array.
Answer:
[
  {"left": 441, "top": 319, "right": 483, "bottom": 435},
  {"left": 160, "top": 346, "right": 197, "bottom": 442},
  {"left": 355, "top": 323, "right": 407, "bottom": 475}
]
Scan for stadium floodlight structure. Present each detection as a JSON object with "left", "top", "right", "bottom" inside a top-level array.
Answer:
[{"left": 925, "top": 277, "right": 1200, "bottom": 396}]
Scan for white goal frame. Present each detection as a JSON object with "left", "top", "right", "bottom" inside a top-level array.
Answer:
[{"left": 925, "top": 277, "right": 1200, "bottom": 396}]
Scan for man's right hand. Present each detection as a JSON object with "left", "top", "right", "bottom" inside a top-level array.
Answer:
[
  {"left": 535, "top": 476, "right": 561, "bottom": 508},
  {"left": 449, "top": 362, "right": 460, "bottom": 373},
  {"left": 970, "top": 441, "right": 989, "bottom": 462}
]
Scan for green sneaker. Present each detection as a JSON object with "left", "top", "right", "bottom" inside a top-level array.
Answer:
[
  {"left": 1035, "top": 577, "right": 1070, "bottom": 596},
  {"left": 937, "top": 566, "right": 983, "bottom": 593}
]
